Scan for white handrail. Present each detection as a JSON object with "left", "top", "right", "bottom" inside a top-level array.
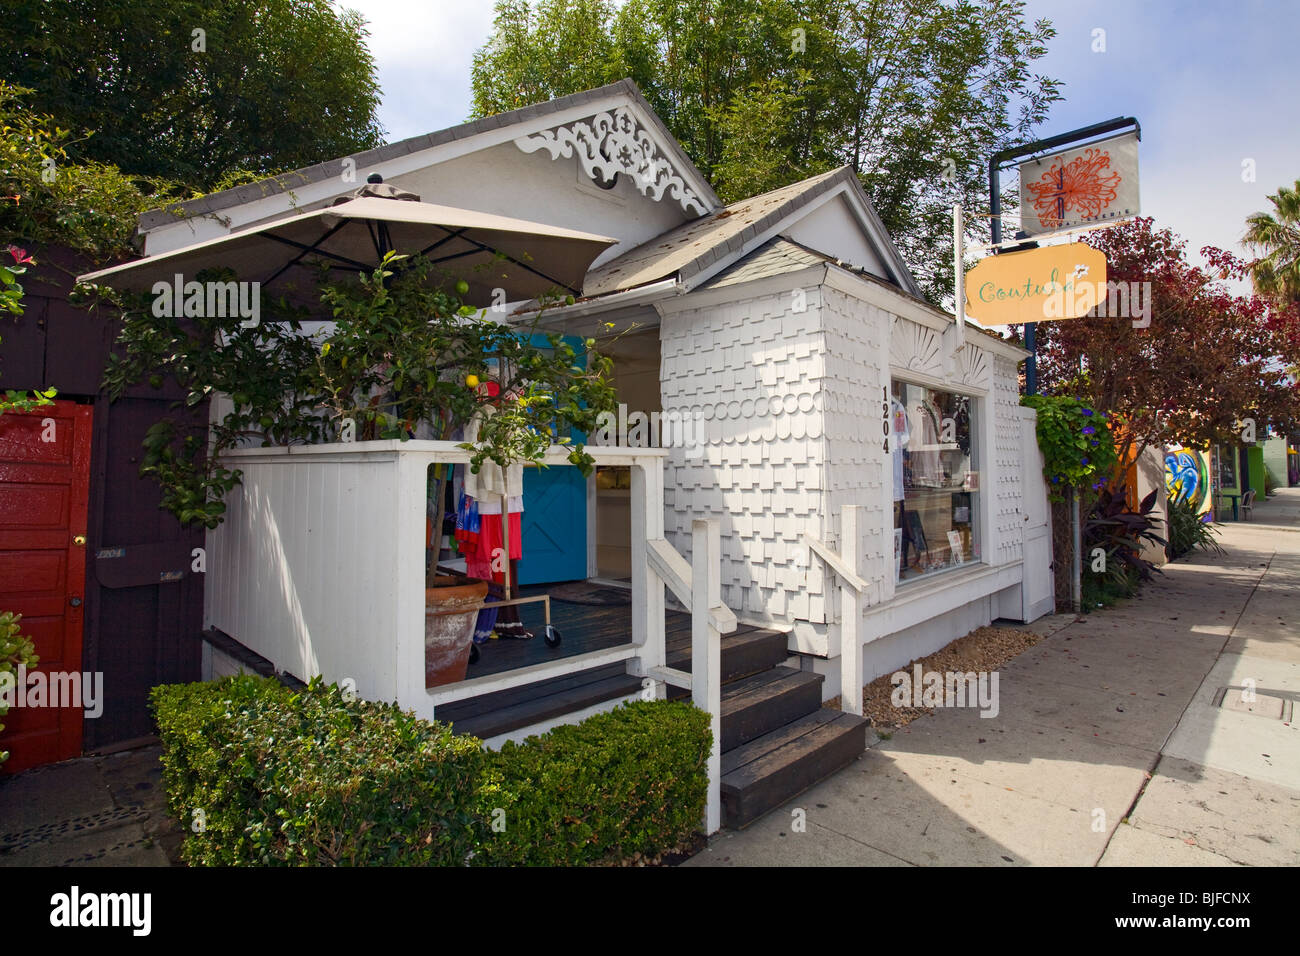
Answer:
[
  {"left": 691, "top": 518, "right": 727, "bottom": 835},
  {"left": 648, "top": 538, "right": 738, "bottom": 634},
  {"left": 802, "top": 505, "right": 872, "bottom": 717},
  {"left": 616, "top": 459, "right": 735, "bottom": 833},
  {"left": 642, "top": 520, "right": 732, "bottom": 834}
]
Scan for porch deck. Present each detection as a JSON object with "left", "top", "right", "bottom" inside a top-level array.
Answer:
[
  {"left": 436, "top": 591, "right": 784, "bottom": 740},
  {"left": 463, "top": 587, "right": 638, "bottom": 679},
  {"left": 435, "top": 593, "right": 868, "bottom": 829}
]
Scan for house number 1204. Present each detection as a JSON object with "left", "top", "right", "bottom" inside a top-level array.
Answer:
[{"left": 882, "top": 386, "right": 890, "bottom": 453}]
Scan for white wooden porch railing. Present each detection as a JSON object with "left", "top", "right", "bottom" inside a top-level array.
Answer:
[
  {"left": 208, "top": 440, "right": 737, "bottom": 836},
  {"left": 638, "top": 520, "right": 735, "bottom": 834},
  {"left": 800, "top": 504, "right": 874, "bottom": 717},
  {"left": 625, "top": 457, "right": 735, "bottom": 834}
]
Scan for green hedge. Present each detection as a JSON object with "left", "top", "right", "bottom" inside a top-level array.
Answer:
[
  {"left": 474, "top": 700, "right": 710, "bottom": 866},
  {"left": 151, "top": 676, "right": 710, "bottom": 867},
  {"left": 151, "top": 677, "right": 487, "bottom": 865}
]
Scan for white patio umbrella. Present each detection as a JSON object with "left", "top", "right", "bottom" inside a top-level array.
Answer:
[
  {"left": 76, "top": 178, "right": 616, "bottom": 305},
  {"left": 80, "top": 178, "right": 608, "bottom": 647}
]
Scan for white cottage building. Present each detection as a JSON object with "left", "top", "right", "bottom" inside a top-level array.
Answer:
[{"left": 129, "top": 80, "right": 1053, "bottom": 829}]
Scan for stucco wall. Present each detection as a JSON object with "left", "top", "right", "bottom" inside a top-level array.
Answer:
[{"left": 1263, "top": 436, "right": 1288, "bottom": 488}]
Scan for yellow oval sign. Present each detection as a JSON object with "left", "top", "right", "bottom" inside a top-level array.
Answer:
[{"left": 964, "top": 243, "right": 1108, "bottom": 327}]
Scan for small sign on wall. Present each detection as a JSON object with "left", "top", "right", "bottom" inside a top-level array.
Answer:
[{"left": 947, "top": 530, "right": 965, "bottom": 565}]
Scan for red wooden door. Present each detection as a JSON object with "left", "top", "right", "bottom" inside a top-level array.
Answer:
[{"left": 0, "top": 400, "right": 92, "bottom": 772}]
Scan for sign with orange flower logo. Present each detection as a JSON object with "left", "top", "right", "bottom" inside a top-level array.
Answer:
[{"left": 1018, "top": 131, "right": 1139, "bottom": 238}]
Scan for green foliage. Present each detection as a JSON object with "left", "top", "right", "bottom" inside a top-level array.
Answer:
[
  {"left": 0, "top": 249, "right": 57, "bottom": 414},
  {"left": 1021, "top": 394, "right": 1118, "bottom": 502},
  {"left": 150, "top": 676, "right": 488, "bottom": 866},
  {"left": 98, "top": 252, "right": 621, "bottom": 528},
  {"left": 0, "top": 82, "right": 187, "bottom": 262},
  {"left": 0, "top": 611, "right": 40, "bottom": 765},
  {"left": 0, "top": 1, "right": 384, "bottom": 191},
  {"left": 151, "top": 677, "right": 711, "bottom": 866},
  {"left": 1035, "top": 218, "right": 1300, "bottom": 455},
  {"left": 1081, "top": 559, "right": 1137, "bottom": 609},
  {"left": 0, "top": 252, "right": 27, "bottom": 316},
  {"left": 471, "top": 0, "right": 1062, "bottom": 303},
  {"left": 1244, "top": 178, "right": 1300, "bottom": 311},
  {"left": 474, "top": 700, "right": 711, "bottom": 866},
  {"left": 1165, "top": 496, "right": 1225, "bottom": 561},
  {"left": 1083, "top": 487, "right": 1165, "bottom": 592}
]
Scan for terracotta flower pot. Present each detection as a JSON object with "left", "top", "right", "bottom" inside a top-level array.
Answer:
[{"left": 425, "top": 576, "right": 489, "bottom": 688}]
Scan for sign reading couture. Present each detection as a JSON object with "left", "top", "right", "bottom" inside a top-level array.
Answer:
[{"left": 963, "top": 243, "right": 1108, "bottom": 327}]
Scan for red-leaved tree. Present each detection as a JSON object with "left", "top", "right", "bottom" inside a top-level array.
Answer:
[{"left": 1031, "top": 217, "right": 1300, "bottom": 474}]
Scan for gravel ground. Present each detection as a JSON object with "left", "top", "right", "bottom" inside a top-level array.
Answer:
[{"left": 826, "top": 625, "right": 1042, "bottom": 728}]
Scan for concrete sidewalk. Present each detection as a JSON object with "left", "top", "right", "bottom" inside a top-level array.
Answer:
[
  {"left": 687, "top": 488, "right": 1300, "bottom": 867},
  {"left": 0, "top": 744, "right": 180, "bottom": 866}
]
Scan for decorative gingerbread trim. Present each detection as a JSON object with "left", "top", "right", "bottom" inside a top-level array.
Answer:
[{"left": 515, "top": 107, "right": 709, "bottom": 216}]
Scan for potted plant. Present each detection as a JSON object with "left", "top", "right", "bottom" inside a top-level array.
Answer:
[{"left": 423, "top": 573, "right": 489, "bottom": 688}]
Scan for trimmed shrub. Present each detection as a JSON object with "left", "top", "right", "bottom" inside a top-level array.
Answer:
[
  {"left": 152, "top": 679, "right": 711, "bottom": 866},
  {"left": 0, "top": 611, "right": 40, "bottom": 765},
  {"left": 474, "top": 700, "right": 711, "bottom": 867},
  {"left": 151, "top": 676, "right": 487, "bottom": 866}
]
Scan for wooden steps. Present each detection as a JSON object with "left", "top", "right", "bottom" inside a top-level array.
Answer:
[
  {"left": 665, "top": 625, "right": 789, "bottom": 685},
  {"left": 718, "top": 667, "right": 824, "bottom": 752},
  {"left": 720, "top": 709, "right": 867, "bottom": 829},
  {"left": 666, "top": 625, "right": 867, "bottom": 828},
  {"left": 440, "top": 615, "right": 866, "bottom": 830}
]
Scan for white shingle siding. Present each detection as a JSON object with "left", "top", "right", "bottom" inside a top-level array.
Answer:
[
  {"left": 992, "top": 353, "right": 1025, "bottom": 566},
  {"left": 659, "top": 274, "right": 1024, "bottom": 639},
  {"left": 660, "top": 286, "right": 830, "bottom": 623},
  {"left": 819, "top": 287, "right": 892, "bottom": 619}
]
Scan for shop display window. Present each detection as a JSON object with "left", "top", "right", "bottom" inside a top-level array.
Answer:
[{"left": 890, "top": 380, "right": 979, "bottom": 582}]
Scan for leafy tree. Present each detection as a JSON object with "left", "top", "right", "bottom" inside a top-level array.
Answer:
[
  {"left": 98, "top": 254, "right": 620, "bottom": 528},
  {"left": 1244, "top": 178, "right": 1300, "bottom": 311},
  {"left": 0, "top": 245, "right": 58, "bottom": 413},
  {"left": 1032, "top": 217, "right": 1300, "bottom": 470},
  {"left": 0, "top": 0, "right": 385, "bottom": 190},
  {"left": 0, "top": 82, "right": 185, "bottom": 263},
  {"left": 471, "top": 0, "right": 1062, "bottom": 302}
]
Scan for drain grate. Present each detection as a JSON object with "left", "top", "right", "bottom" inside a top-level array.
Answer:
[
  {"left": 0, "top": 804, "right": 149, "bottom": 853},
  {"left": 1213, "top": 686, "right": 1294, "bottom": 721}
]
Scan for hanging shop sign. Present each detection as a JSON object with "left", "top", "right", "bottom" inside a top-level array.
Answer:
[
  {"left": 964, "top": 243, "right": 1108, "bottom": 327},
  {"left": 1018, "top": 131, "right": 1140, "bottom": 238}
]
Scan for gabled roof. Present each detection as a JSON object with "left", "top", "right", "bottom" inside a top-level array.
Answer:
[
  {"left": 698, "top": 236, "right": 832, "bottom": 290},
  {"left": 138, "top": 78, "right": 720, "bottom": 233},
  {"left": 582, "top": 166, "right": 921, "bottom": 298}
]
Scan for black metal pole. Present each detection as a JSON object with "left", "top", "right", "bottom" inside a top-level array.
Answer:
[{"left": 987, "top": 117, "right": 1141, "bottom": 396}]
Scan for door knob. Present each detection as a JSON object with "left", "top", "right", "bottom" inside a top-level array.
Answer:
[
  {"left": 69, "top": 597, "right": 82, "bottom": 607},
  {"left": 73, "top": 534, "right": 86, "bottom": 546}
]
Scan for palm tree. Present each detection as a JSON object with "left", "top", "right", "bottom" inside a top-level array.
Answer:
[{"left": 1244, "top": 179, "right": 1300, "bottom": 308}]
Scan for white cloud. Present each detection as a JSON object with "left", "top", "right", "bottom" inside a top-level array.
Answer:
[{"left": 337, "top": 0, "right": 498, "bottom": 139}]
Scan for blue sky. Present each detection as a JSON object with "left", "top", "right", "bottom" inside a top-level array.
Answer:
[{"left": 342, "top": 0, "right": 1299, "bottom": 268}]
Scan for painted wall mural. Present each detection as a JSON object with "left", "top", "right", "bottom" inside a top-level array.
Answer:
[{"left": 1164, "top": 445, "right": 1212, "bottom": 516}]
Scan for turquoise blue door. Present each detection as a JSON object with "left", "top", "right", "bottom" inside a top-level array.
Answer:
[{"left": 516, "top": 334, "right": 588, "bottom": 585}]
